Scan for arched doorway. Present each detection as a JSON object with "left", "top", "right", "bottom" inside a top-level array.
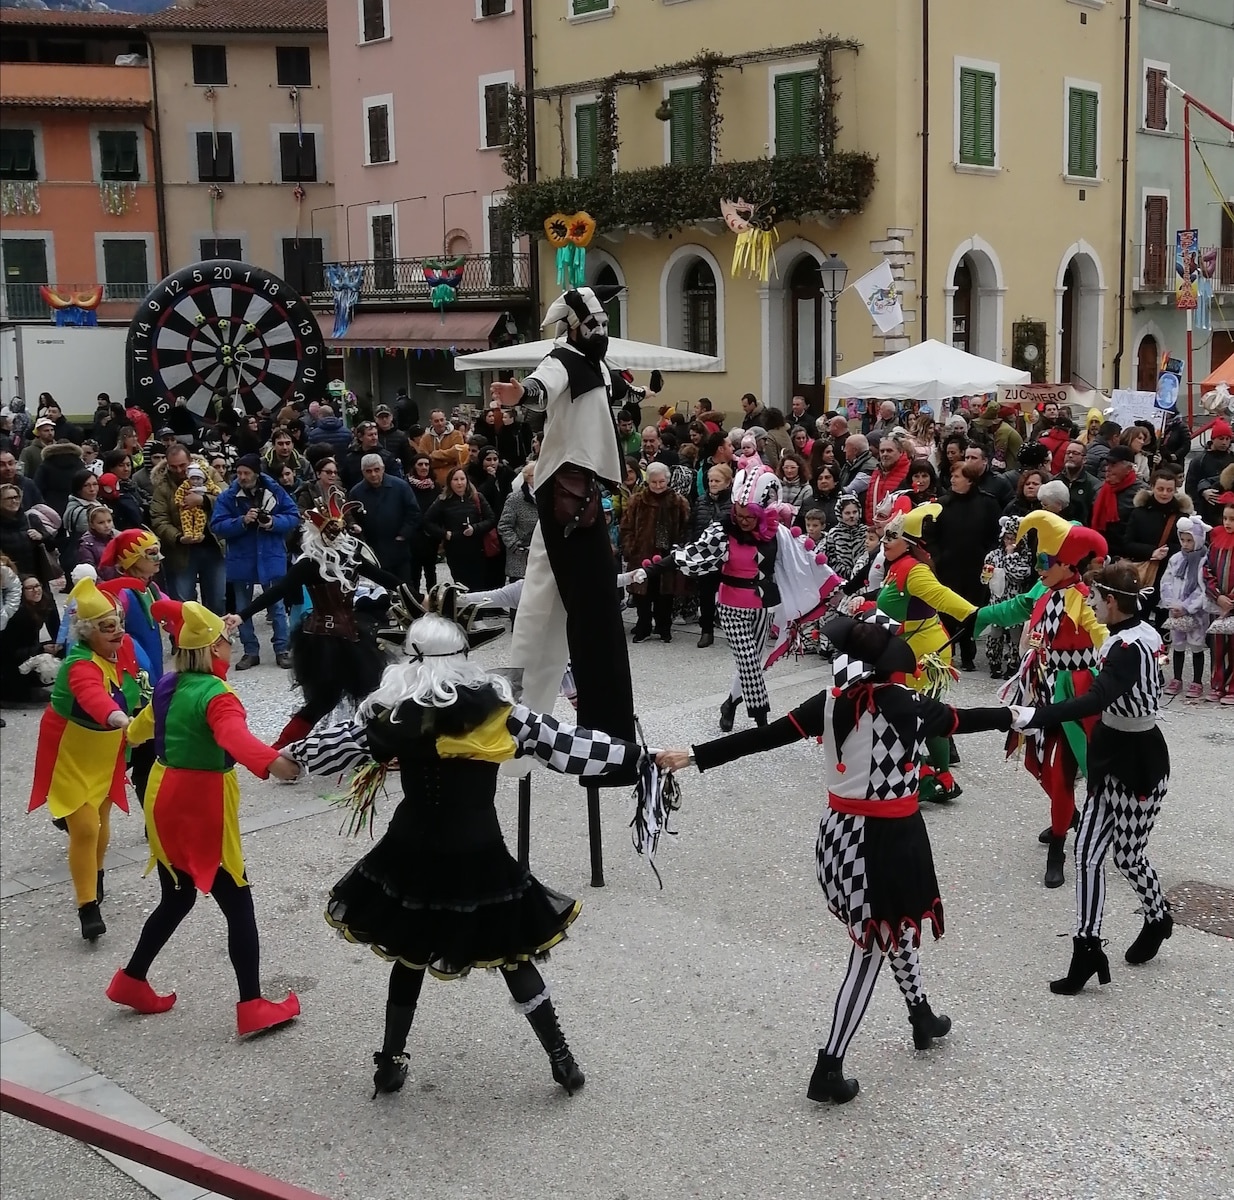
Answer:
[
  {"left": 950, "top": 252, "right": 997, "bottom": 359},
  {"left": 682, "top": 260, "right": 718, "bottom": 356},
  {"left": 594, "top": 263, "right": 622, "bottom": 338},
  {"left": 790, "top": 256, "right": 825, "bottom": 409},
  {"left": 1055, "top": 244, "right": 1105, "bottom": 388},
  {"left": 1136, "top": 335, "right": 1159, "bottom": 392},
  {"left": 586, "top": 251, "right": 627, "bottom": 340}
]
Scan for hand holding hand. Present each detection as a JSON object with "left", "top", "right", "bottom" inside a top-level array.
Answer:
[
  {"left": 223, "top": 613, "right": 242, "bottom": 633},
  {"left": 1009, "top": 705, "right": 1036, "bottom": 731},
  {"left": 656, "top": 748, "right": 691, "bottom": 773},
  {"left": 268, "top": 755, "right": 301, "bottom": 782},
  {"left": 107, "top": 710, "right": 131, "bottom": 730},
  {"left": 630, "top": 567, "right": 647, "bottom": 585}
]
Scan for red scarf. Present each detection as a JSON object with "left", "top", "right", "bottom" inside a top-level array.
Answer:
[{"left": 1091, "top": 473, "right": 1138, "bottom": 534}]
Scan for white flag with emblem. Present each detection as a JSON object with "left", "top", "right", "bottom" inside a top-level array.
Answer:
[{"left": 851, "top": 261, "right": 904, "bottom": 334}]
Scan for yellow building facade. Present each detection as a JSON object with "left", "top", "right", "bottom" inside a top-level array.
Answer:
[{"left": 512, "top": 0, "right": 1134, "bottom": 414}]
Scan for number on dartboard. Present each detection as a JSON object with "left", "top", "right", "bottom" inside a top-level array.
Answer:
[{"left": 213, "top": 266, "right": 232, "bottom": 280}]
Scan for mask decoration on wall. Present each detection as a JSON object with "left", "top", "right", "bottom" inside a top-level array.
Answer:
[
  {"left": 721, "top": 197, "right": 778, "bottom": 283},
  {"left": 424, "top": 257, "right": 466, "bottom": 317},
  {"left": 40, "top": 285, "right": 103, "bottom": 327},
  {"left": 325, "top": 263, "right": 365, "bottom": 339},
  {"left": 544, "top": 211, "right": 596, "bottom": 289}
]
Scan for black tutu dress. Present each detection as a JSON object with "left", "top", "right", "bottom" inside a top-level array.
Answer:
[{"left": 325, "top": 685, "right": 581, "bottom": 979}]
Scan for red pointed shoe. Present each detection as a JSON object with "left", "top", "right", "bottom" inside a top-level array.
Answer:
[
  {"left": 106, "top": 969, "right": 177, "bottom": 1015},
  {"left": 236, "top": 992, "right": 300, "bottom": 1037}
]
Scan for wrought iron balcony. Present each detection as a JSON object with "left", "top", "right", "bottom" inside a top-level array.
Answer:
[
  {"left": 308, "top": 253, "right": 531, "bottom": 306},
  {"left": 1134, "top": 244, "right": 1234, "bottom": 295},
  {"left": 0, "top": 282, "right": 147, "bottom": 322}
]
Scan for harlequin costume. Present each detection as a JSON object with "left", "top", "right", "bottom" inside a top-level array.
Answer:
[
  {"left": 283, "top": 585, "right": 672, "bottom": 1100},
  {"left": 28, "top": 577, "right": 146, "bottom": 942},
  {"left": 233, "top": 492, "right": 407, "bottom": 748},
  {"left": 681, "top": 611, "right": 1013, "bottom": 1103},
  {"left": 105, "top": 599, "right": 301, "bottom": 1038},
  {"left": 980, "top": 516, "right": 1034, "bottom": 679},
  {"left": 875, "top": 501, "right": 977, "bottom": 803},
  {"left": 975, "top": 512, "right": 1108, "bottom": 888},
  {"left": 644, "top": 466, "right": 840, "bottom": 731},
  {"left": 1016, "top": 572, "right": 1173, "bottom": 992}
]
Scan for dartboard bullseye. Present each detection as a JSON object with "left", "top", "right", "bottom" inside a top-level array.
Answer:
[{"left": 126, "top": 260, "right": 327, "bottom": 424}]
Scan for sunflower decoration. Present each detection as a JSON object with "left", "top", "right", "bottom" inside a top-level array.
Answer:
[
  {"left": 721, "top": 197, "right": 779, "bottom": 283},
  {"left": 544, "top": 211, "right": 596, "bottom": 288}
]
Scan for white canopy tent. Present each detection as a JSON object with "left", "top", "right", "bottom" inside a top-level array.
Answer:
[
  {"left": 454, "top": 337, "right": 720, "bottom": 373},
  {"left": 828, "top": 339, "right": 1030, "bottom": 403}
]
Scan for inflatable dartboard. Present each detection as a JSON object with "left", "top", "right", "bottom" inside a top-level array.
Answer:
[{"left": 126, "top": 260, "right": 327, "bottom": 425}]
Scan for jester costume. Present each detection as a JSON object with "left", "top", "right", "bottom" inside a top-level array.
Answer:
[
  {"left": 874, "top": 501, "right": 977, "bottom": 802},
  {"left": 976, "top": 512, "right": 1107, "bottom": 889},
  {"left": 284, "top": 586, "right": 671, "bottom": 1100},
  {"left": 683, "top": 611, "right": 1013, "bottom": 1103},
  {"left": 28, "top": 578, "right": 146, "bottom": 941},
  {"left": 106, "top": 600, "right": 301, "bottom": 1038}
]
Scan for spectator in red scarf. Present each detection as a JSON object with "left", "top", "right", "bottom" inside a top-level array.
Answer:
[
  {"left": 1091, "top": 447, "right": 1147, "bottom": 558},
  {"left": 864, "top": 432, "right": 912, "bottom": 525}
]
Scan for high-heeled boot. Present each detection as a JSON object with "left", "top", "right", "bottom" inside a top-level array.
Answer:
[
  {"left": 718, "top": 695, "right": 738, "bottom": 733},
  {"left": 1043, "top": 836, "right": 1066, "bottom": 889},
  {"left": 1125, "top": 912, "right": 1173, "bottom": 965},
  {"left": 525, "top": 999, "right": 585, "bottom": 1095},
  {"left": 372, "top": 1002, "right": 418, "bottom": 1097},
  {"left": 78, "top": 901, "right": 105, "bottom": 942},
  {"left": 907, "top": 998, "right": 952, "bottom": 1050},
  {"left": 806, "top": 1051, "right": 859, "bottom": 1103},
  {"left": 1049, "top": 935, "right": 1111, "bottom": 994}
]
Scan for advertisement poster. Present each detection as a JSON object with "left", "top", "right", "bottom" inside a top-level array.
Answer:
[{"left": 1175, "top": 229, "right": 1200, "bottom": 311}]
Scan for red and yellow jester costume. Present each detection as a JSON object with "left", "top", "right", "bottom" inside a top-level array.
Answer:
[{"left": 976, "top": 512, "right": 1108, "bottom": 889}]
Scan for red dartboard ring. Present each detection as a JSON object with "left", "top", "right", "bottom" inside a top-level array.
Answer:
[{"left": 126, "top": 259, "right": 327, "bottom": 423}]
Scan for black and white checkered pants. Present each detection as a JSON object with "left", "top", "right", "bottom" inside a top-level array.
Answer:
[
  {"left": 718, "top": 604, "right": 771, "bottom": 716},
  {"left": 1073, "top": 776, "right": 1168, "bottom": 938},
  {"left": 822, "top": 930, "right": 925, "bottom": 1058}
]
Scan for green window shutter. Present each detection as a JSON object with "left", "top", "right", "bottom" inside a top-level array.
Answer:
[
  {"left": 774, "top": 74, "right": 799, "bottom": 157},
  {"left": 800, "top": 72, "right": 819, "bottom": 154},
  {"left": 1080, "top": 89, "right": 1098, "bottom": 177},
  {"left": 958, "top": 68, "right": 977, "bottom": 163},
  {"left": 575, "top": 102, "right": 598, "bottom": 178},
  {"left": 669, "top": 87, "right": 703, "bottom": 165},
  {"left": 571, "top": 0, "right": 609, "bottom": 13},
  {"left": 1067, "top": 88, "right": 1098, "bottom": 177},
  {"left": 974, "top": 71, "right": 996, "bottom": 165},
  {"left": 959, "top": 68, "right": 996, "bottom": 166}
]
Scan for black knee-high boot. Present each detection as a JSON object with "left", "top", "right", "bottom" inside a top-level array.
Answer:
[
  {"left": 373, "top": 965, "right": 424, "bottom": 1097},
  {"left": 524, "top": 999, "right": 585, "bottom": 1095}
]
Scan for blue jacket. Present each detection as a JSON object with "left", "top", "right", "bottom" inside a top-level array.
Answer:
[
  {"left": 307, "top": 416, "right": 352, "bottom": 453},
  {"left": 209, "top": 473, "right": 300, "bottom": 585}
]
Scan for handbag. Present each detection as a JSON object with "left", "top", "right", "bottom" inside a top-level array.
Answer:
[
  {"left": 1123, "top": 513, "right": 1177, "bottom": 588},
  {"left": 476, "top": 495, "right": 501, "bottom": 558},
  {"left": 551, "top": 466, "right": 600, "bottom": 536},
  {"left": 34, "top": 542, "right": 62, "bottom": 583}
]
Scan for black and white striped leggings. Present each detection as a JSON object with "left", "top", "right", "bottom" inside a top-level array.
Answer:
[{"left": 822, "top": 929, "right": 924, "bottom": 1058}]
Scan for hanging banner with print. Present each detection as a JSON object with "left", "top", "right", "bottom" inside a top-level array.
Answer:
[
  {"left": 1175, "top": 229, "right": 1200, "bottom": 311},
  {"left": 851, "top": 261, "right": 904, "bottom": 334}
]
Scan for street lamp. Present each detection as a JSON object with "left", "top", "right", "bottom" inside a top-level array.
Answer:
[{"left": 819, "top": 253, "right": 848, "bottom": 380}]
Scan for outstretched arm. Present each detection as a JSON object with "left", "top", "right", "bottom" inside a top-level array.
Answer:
[
  {"left": 916, "top": 695, "right": 1014, "bottom": 740},
  {"left": 1022, "top": 641, "right": 1140, "bottom": 728},
  {"left": 206, "top": 693, "right": 281, "bottom": 779},
  {"left": 507, "top": 704, "right": 644, "bottom": 777},
  {"left": 686, "top": 692, "right": 828, "bottom": 773},
  {"left": 974, "top": 590, "right": 1037, "bottom": 637},
  {"left": 282, "top": 714, "right": 373, "bottom": 776}
]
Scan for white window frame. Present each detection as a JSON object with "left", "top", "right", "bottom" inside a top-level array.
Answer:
[
  {"left": 478, "top": 70, "right": 517, "bottom": 151},
  {"left": 269, "top": 123, "right": 324, "bottom": 184},
  {"left": 1137, "top": 186, "right": 1170, "bottom": 289},
  {"left": 566, "top": 0, "right": 614, "bottom": 24},
  {"left": 1142, "top": 58, "right": 1171, "bottom": 133},
  {"left": 952, "top": 56, "right": 1001, "bottom": 175},
  {"left": 186, "top": 124, "right": 241, "bottom": 184},
  {"left": 570, "top": 91, "right": 604, "bottom": 178},
  {"left": 89, "top": 122, "right": 148, "bottom": 185},
  {"left": 1062, "top": 77, "right": 1102, "bottom": 184},
  {"left": 474, "top": 0, "right": 513, "bottom": 17},
  {"left": 366, "top": 203, "right": 397, "bottom": 260},
  {"left": 660, "top": 72, "right": 703, "bottom": 166},
  {"left": 766, "top": 58, "right": 821, "bottom": 160},
  {"left": 361, "top": 94, "right": 395, "bottom": 166},
  {"left": 1065, "top": 0, "right": 1105, "bottom": 10},
  {"left": 0, "top": 122, "right": 47, "bottom": 182},
  {"left": 659, "top": 243, "right": 725, "bottom": 372},
  {"left": 356, "top": 0, "right": 391, "bottom": 44},
  {"left": 94, "top": 232, "right": 155, "bottom": 297}
]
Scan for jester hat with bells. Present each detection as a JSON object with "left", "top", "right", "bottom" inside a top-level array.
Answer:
[
  {"left": 99, "top": 528, "right": 162, "bottom": 574},
  {"left": 69, "top": 575, "right": 123, "bottom": 624},
  {"left": 151, "top": 598, "right": 226, "bottom": 650},
  {"left": 305, "top": 490, "right": 362, "bottom": 543},
  {"left": 1015, "top": 510, "right": 1107, "bottom": 569}
]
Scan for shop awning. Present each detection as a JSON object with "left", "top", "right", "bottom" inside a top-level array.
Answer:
[
  {"left": 1201, "top": 353, "right": 1234, "bottom": 390},
  {"left": 317, "top": 310, "right": 500, "bottom": 351}
]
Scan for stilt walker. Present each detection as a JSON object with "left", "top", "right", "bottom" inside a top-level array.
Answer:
[
  {"left": 976, "top": 511, "right": 1107, "bottom": 888},
  {"left": 1009, "top": 562, "right": 1173, "bottom": 992},
  {"left": 657, "top": 611, "right": 1013, "bottom": 1102},
  {"left": 278, "top": 586, "right": 673, "bottom": 1098}
]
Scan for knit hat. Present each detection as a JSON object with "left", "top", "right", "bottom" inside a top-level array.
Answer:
[
  {"left": 1176, "top": 516, "right": 1209, "bottom": 550},
  {"left": 1108, "top": 446, "right": 1136, "bottom": 464},
  {"left": 1211, "top": 418, "right": 1233, "bottom": 439},
  {"left": 236, "top": 453, "right": 262, "bottom": 475},
  {"left": 186, "top": 464, "right": 206, "bottom": 483}
]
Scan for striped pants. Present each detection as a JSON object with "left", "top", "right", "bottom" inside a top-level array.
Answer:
[
  {"left": 718, "top": 604, "right": 771, "bottom": 717},
  {"left": 1073, "top": 776, "right": 1168, "bottom": 938},
  {"left": 822, "top": 930, "right": 924, "bottom": 1058}
]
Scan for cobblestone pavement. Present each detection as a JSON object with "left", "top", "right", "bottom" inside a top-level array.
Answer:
[{"left": 2, "top": 622, "right": 1232, "bottom": 1200}]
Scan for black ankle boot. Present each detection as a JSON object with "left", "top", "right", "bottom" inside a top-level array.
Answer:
[
  {"left": 78, "top": 901, "right": 106, "bottom": 942},
  {"left": 718, "top": 696, "right": 737, "bottom": 733},
  {"left": 907, "top": 998, "right": 952, "bottom": 1050},
  {"left": 525, "top": 1000, "right": 584, "bottom": 1095},
  {"left": 1044, "top": 836, "right": 1066, "bottom": 889},
  {"left": 97, "top": 870, "right": 105, "bottom": 905},
  {"left": 371, "top": 1002, "right": 417, "bottom": 1097},
  {"left": 1049, "top": 935, "right": 1111, "bottom": 994},
  {"left": 751, "top": 708, "right": 768, "bottom": 728},
  {"left": 697, "top": 631, "right": 714, "bottom": 648},
  {"left": 807, "top": 1051, "right": 859, "bottom": 1103},
  {"left": 1125, "top": 912, "right": 1173, "bottom": 965}
]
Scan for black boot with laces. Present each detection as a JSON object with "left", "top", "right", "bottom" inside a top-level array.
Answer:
[{"left": 526, "top": 1000, "right": 585, "bottom": 1095}]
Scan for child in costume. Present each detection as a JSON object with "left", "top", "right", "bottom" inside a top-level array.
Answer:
[
  {"left": 635, "top": 466, "right": 840, "bottom": 731},
  {"left": 279, "top": 586, "right": 671, "bottom": 1099},
  {"left": 173, "top": 464, "right": 220, "bottom": 541},
  {"left": 874, "top": 500, "right": 977, "bottom": 803},
  {"left": 1203, "top": 489, "right": 1234, "bottom": 702},
  {"left": 981, "top": 515, "right": 1034, "bottom": 680},
  {"left": 657, "top": 611, "right": 1013, "bottom": 1103},
  {"left": 106, "top": 600, "right": 302, "bottom": 1037},
  {"left": 1159, "top": 516, "right": 1211, "bottom": 700},
  {"left": 227, "top": 493, "right": 408, "bottom": 748},
  {"left": 975, "top": 511, "right": 1108, "bottom": 889},
  {"left": 28, "top": 577, "right": 147, "bottom": 941},
  {"left": 1010, "top": 563, "right": 1173, "bottom": 992}
]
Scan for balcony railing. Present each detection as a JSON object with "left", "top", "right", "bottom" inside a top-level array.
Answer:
[
  {"left": 1135, "top": 244, "right": 1234, "bottom": 294},
  {"left": 0, "top": 282, "right": 147, "bottom": 322},
  {"left": 308, "top": 253, "right": 531, "bottom": 306}
]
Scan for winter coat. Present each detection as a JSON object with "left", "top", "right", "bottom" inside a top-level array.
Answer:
[
  {"left": 422, "top": 491, "right": 496, "bottom": 591},
  {"left": 0, "top": 507, "right": 52, "bottom": 578},
  {"left": 208, "top": 472, "right": 300, "bottom": 586},
  {"left": 779, "top": 478, "right": 813, "bottom": 510},
  {"left": 341, "top": 445, "right": 402, "bottom": 491},
  {"left": 59, "top": 492, "right": 94, "bottom": 574},
  {"left": 1059, "top": 466, "right": 1100, "bottom": 526},
  {"left": 1037, "top": 425, "right": 1071, "bottom": 475},
  {"left": 347, "top": 476, "right": 421, "bottom": 572},
  {"left": 930, "top": 487, "right": 1002, "bottom": 604},
  {"left": 307, "top": 416, "right": 352, "bottom": 454},
  {"left": 149, "top": 458, "right": 224, "bottom": 575},
  {"left": 33, "top": 442, "right": 83, "bottom": 517},
  {"left": 620, "top": 487, "right": 690, "bottom": 597},
  {"left": 77, "top": 529, "right": 115, "bottom": 575},
  {"left": 1186, "top": 447, "right": 1234, "bottom": 525},
  {"left": 1121, "top": 489, "right": 1190, "bottom": 567},
  {"left": 864, "top": 453, "right": 912, "bottom": 525},
  {"left": 1084, "top": 436, "right": 1115, "bottom": 479},
  {"left": 822, "top": 521, "right": 869, "bottom": 580},
  {"left": 689, "top": 488, "right": 732, "bottom": 541},
  {"left": 497, "top": 486, "right": 539, "bottom": 580}
]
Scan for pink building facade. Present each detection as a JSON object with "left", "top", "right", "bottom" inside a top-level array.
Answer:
[{"left": 322, "top": 0, "right": 532, "bottom": 410}]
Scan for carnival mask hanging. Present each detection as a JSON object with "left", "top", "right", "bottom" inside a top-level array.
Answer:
[
  {"left": 544, "top": 212, "right": 596, "bottom": 289},
  {"left": 423, "top": 257, "right": 466, "bottom": 316},
  {"left": 541, "top": 287, "right": 609, "bottom": 363},
  {"left": 721, "top": 198, "right": 778, "bottom": 283}
]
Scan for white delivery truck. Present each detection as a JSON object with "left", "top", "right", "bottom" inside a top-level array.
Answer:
[{"left": 0, "top": 324, "right": 130, "bottom": 413}]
